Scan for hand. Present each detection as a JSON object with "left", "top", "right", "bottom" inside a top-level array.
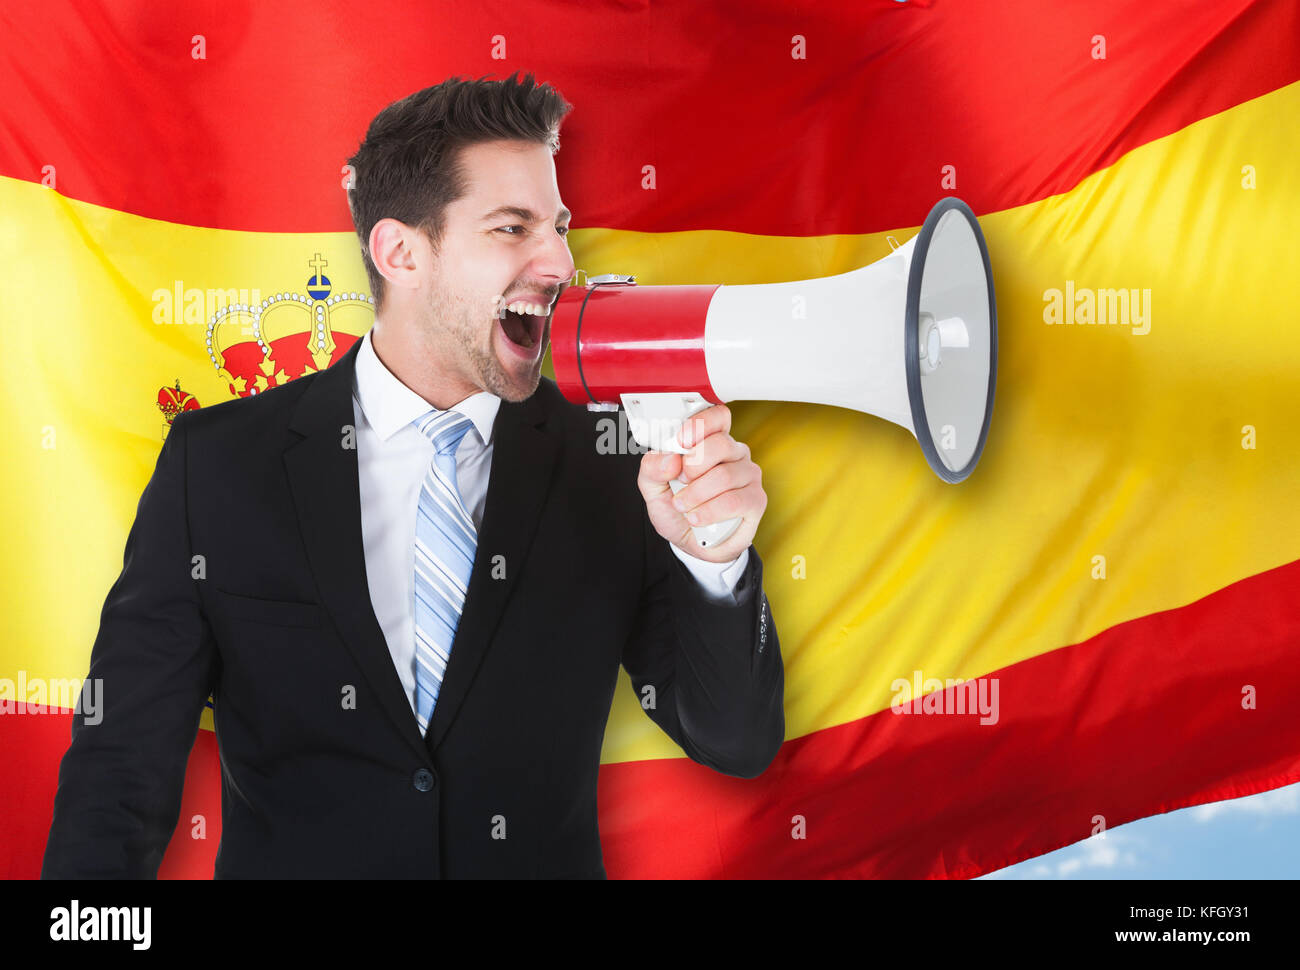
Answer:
[{"left": 637, "top": 404, "right": 767, "bottom": 563}]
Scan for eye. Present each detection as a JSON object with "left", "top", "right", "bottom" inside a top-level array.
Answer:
[{"left": 496, "top": 224, "right": 570, "bottom": 237}]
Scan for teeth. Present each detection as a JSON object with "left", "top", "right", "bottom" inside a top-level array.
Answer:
[{"left": 506, "top": 301, "right": 548, "bottom": 316}]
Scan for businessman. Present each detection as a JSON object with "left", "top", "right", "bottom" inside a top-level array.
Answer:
[{"left": 42, "top": 72, "right": 784, "bottom": 879}]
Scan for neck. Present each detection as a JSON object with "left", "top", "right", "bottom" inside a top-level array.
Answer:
[{"left": 370, "top": 314, "right": 478, "bottom": 411}]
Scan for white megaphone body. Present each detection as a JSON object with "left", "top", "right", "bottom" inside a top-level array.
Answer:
[{"left": 550, "top": 197, "right": 997, "bottom": 549}]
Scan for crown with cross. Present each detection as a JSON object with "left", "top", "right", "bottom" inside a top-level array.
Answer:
[{"left": 204, "top": 253, "right": 374, "bottom": 398}]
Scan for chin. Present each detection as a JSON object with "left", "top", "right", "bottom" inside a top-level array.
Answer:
[
  {"left": 494, "top": 378, "right": 539, "bottom": 404},
  {"left": 483, "top": 356, "right": 542, "bottom": 403},
  {"left": 486, "top": 332, "right": 547, "bottom": 402}
]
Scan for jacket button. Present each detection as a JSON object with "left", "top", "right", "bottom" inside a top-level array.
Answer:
[{"left": 412, "top": 768, "right": 435, "bottom": 792}]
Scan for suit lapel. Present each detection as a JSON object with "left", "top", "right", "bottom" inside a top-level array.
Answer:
[
  {"left": 427, "top": 390, "right": 561, "bottom": 752},
  {"left": 282, "top": 337, "right": 564, "bottom": 760},
  {"left": 283, "top": 338, "right": 428, "bottom": 762}
]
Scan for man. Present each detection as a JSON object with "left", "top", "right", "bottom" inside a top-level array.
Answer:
[{"left": 42, "top": 72, "right": 783, "bottom": 879}]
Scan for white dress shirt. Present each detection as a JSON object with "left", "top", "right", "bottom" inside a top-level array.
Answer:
[{"left": 351, "top": 328, "right": 750, "bottom": 715}]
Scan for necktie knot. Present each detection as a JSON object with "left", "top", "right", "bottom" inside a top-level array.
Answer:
[{"left": 415, "top": 409, "right": 474, "bottom": 458}]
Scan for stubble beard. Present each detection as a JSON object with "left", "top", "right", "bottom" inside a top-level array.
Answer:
[{"left": 428, "top": 287, "right": 546, "bottom": 404}]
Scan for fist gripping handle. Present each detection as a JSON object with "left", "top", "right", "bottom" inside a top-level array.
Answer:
[{"left": 619, "top": 391, "right": 743, "bottom": 549}]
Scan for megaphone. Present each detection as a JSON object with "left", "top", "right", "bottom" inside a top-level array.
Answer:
[{"left": 551, "top": 196, "right": 997, "bottom": 549}]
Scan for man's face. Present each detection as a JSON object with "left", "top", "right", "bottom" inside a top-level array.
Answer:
[{"left": 420, "top": 139, "right": 574, "bottom": 402}]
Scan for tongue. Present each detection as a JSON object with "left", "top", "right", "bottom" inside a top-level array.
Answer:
[{"left": 502, "top": 309, "right": 534, "bottom": 348}]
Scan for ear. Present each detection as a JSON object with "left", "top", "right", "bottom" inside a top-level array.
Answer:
[{"left": 368, "top": 218, "right": 425, "bottom": 297}]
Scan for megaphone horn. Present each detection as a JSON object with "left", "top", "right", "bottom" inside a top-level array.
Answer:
[{"left": 551, "top": 196, "right": 997, "bottom": 548}]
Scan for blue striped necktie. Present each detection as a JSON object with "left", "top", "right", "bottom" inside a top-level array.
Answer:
[{"left": 411, "top": 408, "right": 477, "bottom": 736}]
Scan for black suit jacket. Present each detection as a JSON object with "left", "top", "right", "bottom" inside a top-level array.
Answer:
[{"left": 41, "top": 337, "right": 784, "bottom": 879}]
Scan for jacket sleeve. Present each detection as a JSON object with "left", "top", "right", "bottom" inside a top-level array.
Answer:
[
  {"left": 42, "top": 410, "right": 219, "bottom": 879},
  {"left": 620, "top": 509, "right": 785, "bottom": 779}
]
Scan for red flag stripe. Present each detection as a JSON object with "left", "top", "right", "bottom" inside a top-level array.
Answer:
[
  {"left": 7, "top": 554, "right": 1299, "bottom": 878},
  {"left": 1, "top": 0, "right": 1297, "bottom": 235},
  {"left": 597, "top": 556, "right": 1300, "bottom": 878}
]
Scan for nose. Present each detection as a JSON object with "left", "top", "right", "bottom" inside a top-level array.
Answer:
[{"left": 531, "top": 225, "right": 575, "bottom": 289}]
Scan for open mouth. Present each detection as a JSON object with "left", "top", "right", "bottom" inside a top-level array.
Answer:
[{"left": 500, "top": 305, "right": 546, "bottom": 351}]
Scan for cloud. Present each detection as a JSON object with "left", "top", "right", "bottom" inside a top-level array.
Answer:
[
  {"left": 980, "top": 829, "right": 1142, "bottom": 879},
  {"left": 1188, "top": 782, "right": 1300, "bottom": 822}
]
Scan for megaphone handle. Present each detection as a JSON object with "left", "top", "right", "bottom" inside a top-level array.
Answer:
[
  {"left": 619, "top": 391, "right": 745, "bottom": 550},
  {"left": 668, "top": 476, "right": 744, "bottom": 549}
]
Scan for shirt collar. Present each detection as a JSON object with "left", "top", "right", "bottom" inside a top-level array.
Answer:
[{"left": 353, "top": 327, "right": 501, "bottom": 446}]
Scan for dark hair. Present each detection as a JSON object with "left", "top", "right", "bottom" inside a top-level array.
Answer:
[{"left": 345, "top": 71, "right": 573, "bottom": 310}]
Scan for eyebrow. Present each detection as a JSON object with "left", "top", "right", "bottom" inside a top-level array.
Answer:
[{"left": 480, "top": 204, "right": 571, "bottom": 224}]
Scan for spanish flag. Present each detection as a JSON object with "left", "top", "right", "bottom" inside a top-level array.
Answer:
[{"left": 2, "top": 0, "right": 1298, "bottom": 878}]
